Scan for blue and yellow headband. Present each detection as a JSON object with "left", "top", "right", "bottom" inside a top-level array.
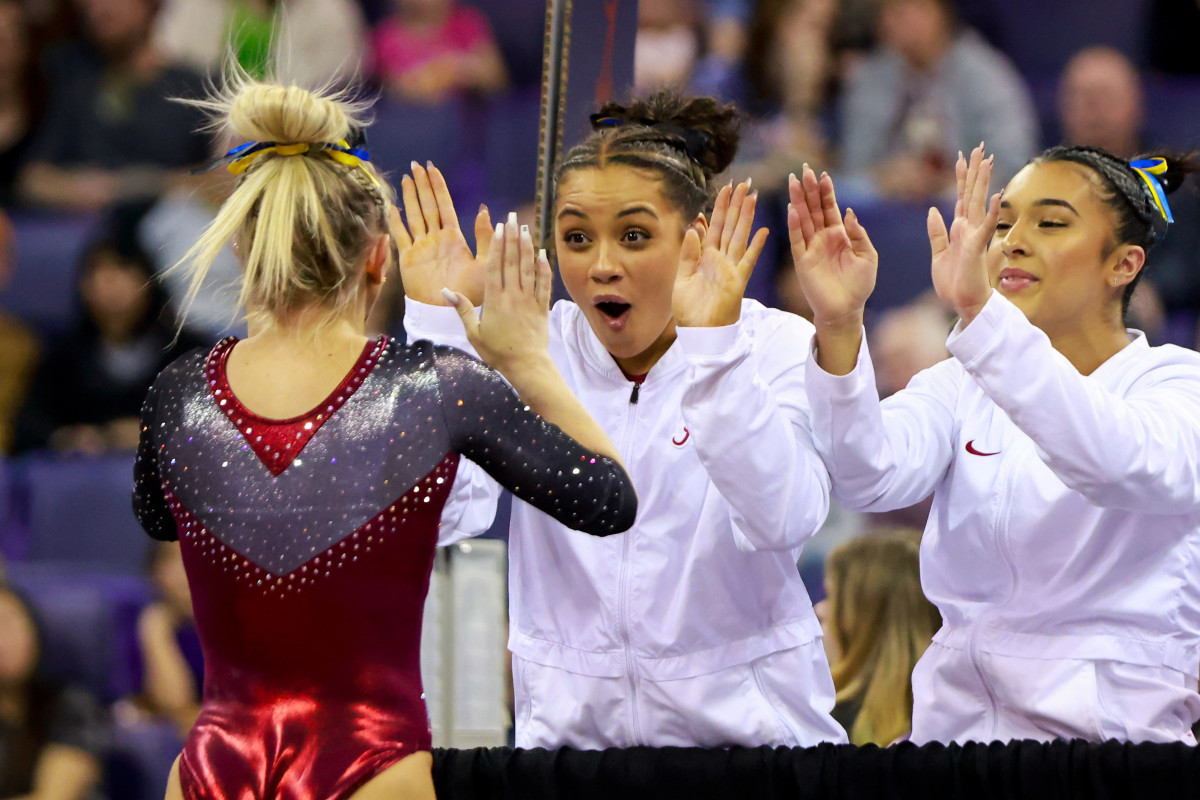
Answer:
[
  {"left": 198, "top": 139, "right": 380, "bottom": 188},
  {"left": 1129, "top": 157, "right": 1174, "bottom": 224}
]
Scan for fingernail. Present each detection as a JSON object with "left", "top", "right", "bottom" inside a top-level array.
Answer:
[
  {"left": 479, "top": 203, "right": 487, "bottom": 213},
  {"left": 538, "top": 248, "right": 547, "bottom": 261},
  {"left": 746, "top": 177, "right": 753, "bottom": 189},
  {"left": 520, "top": 224, "right": 529, "bottom": 235},
  {"left": 508, "top": 211, "right": 518, "bottom": 226},
  {"left": 440, "top": 288, "right": 459, "bottom": 306},
  {"left": 426, "top": 160, "right": 434, "bottom": 169},
  {"left": 789, "top": 172, "right": 797, "bottom": 183},
  {"left": 751, "top": 190, "right": 759, "bottom": 200},
  {"left": 958, "top": 150, "right": 963, "bottom": 160},
  {"left": 411, "top": 160, "right": 420, "bottom": 171},
  {"left": 494, "top": 223, "right": 503, "bottom": 237}
]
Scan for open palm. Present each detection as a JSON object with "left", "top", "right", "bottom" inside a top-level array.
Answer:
[
  {"left": 787, "top": 165, "right": 877, "bottom": 322},
  {"left": 928, "top": 145, "right": 1000, "bottom": 321},
  {"left": 395, "top": 162, "right": 490, "bottom": 306},
  {"left": 673, "top": 182, "right": 769, "bottom": 328}
]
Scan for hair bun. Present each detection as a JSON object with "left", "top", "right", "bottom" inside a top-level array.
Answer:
[
  {"left": 228, "top": 84, "right": 350, "bottom": 145},
  {"left": 594, "top": 90, "right": 741, "bottom": 178},
  {"left": 1137, "top": 149, "right": 1200, "bottom": 195}
]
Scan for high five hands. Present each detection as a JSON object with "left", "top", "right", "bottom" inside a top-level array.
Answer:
[
  {"left": 673, "top": 181, "right": 769, "bottom": 328},
  {"left": 392, "top": 161, "right": 491, "bottom": 307},
  {"left": 787, "top": 164, "right": 878, "bottom": 374},
  {"left": 928, "top": 145, "right": 1001, "bottom": 325}
]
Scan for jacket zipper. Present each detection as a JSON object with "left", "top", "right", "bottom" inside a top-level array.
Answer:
[
  {"left": 616, "top": 380, "right": 643, "bottom": 743},
  {"left": 967, "top": 440, "right": 1024, "bottom": 738}
]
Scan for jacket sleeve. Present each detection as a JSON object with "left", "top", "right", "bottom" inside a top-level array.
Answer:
[
  {"left": 805, "top": 328, "right": 959, "bottom": 512},
  {"left": 677, "top": 310, "right": 830, "bottom": 552},
  {"left": 404, "top": 298, "right": 478, "bottom": 355},
  {"left": 948, "top": 290, "right": 1200, "bottom": 513},
  {"left": 132, "top": 382, "right": 178, "bottom": 541}
]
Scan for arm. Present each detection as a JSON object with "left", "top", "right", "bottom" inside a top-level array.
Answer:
[
  {"left": 949, "top": 291, "right": 1200, "bottom": 512},
  {"left": 20, "top": 744, "right": 101, "bottom": 800},
  {"left": 436, "top": 346, "right": 636, "bottom": 536},
  {"left": 679, "top": 314, "right": 831, "bottom": 551},
  {"left": 673, "top": 182, "right": 828, "bottom": 550},
  {"left": 132, "top": 383, "right": 178, "bottom": 541},
  {"left": 788, "top": 164, "right": 957, "bottom": 511},
  {"left": 137, "top": 602, "right": 200, "bottom": 736}
]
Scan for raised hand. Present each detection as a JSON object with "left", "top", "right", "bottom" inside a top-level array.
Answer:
[
  {"left": 673, "top": 181, "right": 769, "bottom": 327},
  {"left": 928, "top": 145, "right": 1001, "bottom": 324},
  {"left": 442, "top": 214, "right": 553, "bottom": 374},
  {"left": 396, "top": 162, "right": 491, "bottom": 306},
  {"left": 787, "top": 164, "right": 877, "bottom": 327}
]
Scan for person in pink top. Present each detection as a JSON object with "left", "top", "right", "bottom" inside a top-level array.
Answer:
[{"left": 372, "top": 0, "right": 508, "bottom": 105}]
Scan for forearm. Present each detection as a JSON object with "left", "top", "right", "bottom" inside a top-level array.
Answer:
[{"left": 499, "top": 355, "right": 623, "bottom": 467}]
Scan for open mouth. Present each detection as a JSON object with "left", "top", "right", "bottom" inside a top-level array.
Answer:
[{"left": 596, "top": 300, "right": 631, "bottom": 319}]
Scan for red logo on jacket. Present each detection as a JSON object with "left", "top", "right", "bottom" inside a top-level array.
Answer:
[{"left": 965, "top": 440, "right": 1000, "bottom": 457}]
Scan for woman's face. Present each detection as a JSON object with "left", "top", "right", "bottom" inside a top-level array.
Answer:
[
  {"left": 989, "top": 160, "right": 1136, "bottom": 336},
  {"left": 80, "top": 252, "right": 151, "bottom": 332},
  {"left": 0, "top": 591, "right": 38, "bottom": 687},
  {"left": 555, "top": 165, "right": 690, "bottom": 375}
]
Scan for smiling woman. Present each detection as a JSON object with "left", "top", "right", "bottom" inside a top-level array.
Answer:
[
  {"left": 398, "top": 89, "right": 849, "bottom": 750},
  {"left": 789, "top": 144, "right": 1200, "bottom": 746}
]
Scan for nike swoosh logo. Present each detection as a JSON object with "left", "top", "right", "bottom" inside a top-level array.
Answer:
[
  {"left": 965, "top": 440, "right": 1000, "bottom": 456},
  {"left": 673, "top": 427, "right": 690, "bottom": 446}
]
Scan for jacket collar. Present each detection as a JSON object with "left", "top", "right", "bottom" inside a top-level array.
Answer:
[{"left": 567, "top": 303, "right": 691, "bottom": 387}]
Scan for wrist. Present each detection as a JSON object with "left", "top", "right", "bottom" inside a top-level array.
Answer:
[
  {"left": 954, "top": 296, "right": 989, "bottom": 327},
  {"left": 812, "top": 309, "right": 865, "bottom": 336}
]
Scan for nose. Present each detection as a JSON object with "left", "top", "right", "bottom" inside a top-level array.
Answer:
[
  {"left": 999, "top": 222, "right": 1030, "bottom": 260},
  {"left": 588, "top": 241, "right": 621, "bottom": 284}
]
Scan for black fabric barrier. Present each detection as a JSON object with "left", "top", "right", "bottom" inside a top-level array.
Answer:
[{"left": 431, "top": 741, "right": 1200, "bottom": 799}]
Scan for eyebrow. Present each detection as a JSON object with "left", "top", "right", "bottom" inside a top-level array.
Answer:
[
  {"left": 999, "top": 198, "right": 1079, "bottom": 215},
  {"left": 556, "top": 205, "right": 660, "bottom": 221}
]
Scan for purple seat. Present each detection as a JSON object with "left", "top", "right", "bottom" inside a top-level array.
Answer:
[
  {"left": 13, "top": 453, "right": 147, "bottom": 573},
  {"left": 463, "top": 0, "right": 547, "bottom": 88},
  {"left": 0, "top": 212, "right": 100, "bottom": 335},
  {"left": 5, "top": 561, "right": 151, "bottom": 702}
]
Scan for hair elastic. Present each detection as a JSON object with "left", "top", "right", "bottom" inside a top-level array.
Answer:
[{"left": 1129, "top": 157, "right": 1174, "bottom": 224}]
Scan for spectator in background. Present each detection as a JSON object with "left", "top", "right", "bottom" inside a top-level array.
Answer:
[
  {"left": 17, "top": 0, "right": 208, "bottom": 211},
  {"left": 633, "top": 0, "right": 701, "bottom": 93},
  {"left": 0, "top": 0, "right": 41, "bottom": 208},
  {"left": 127, "top": 542, "right": 202, "bottom": 742},
  {"left": 153, "top": 0, "right": 367, "bottom": 87},
  {"left": 869, "top": 296, "right": 951, "bottom": 398},
  {"left": 13, "top": 233, "right": 203, "bottom": 454},
  {"left": 1059, "top": 46, "right": 1200, "bottom": 345},
  {"left": 372, "top": 0, "right": 507, "bottom": 105},
  {"left": 0, "top": 212, "right": 38, "bottom": 454},
  {"left": 815, "top": 530, "right": 941, "bottom": 745},
  {"left": 735, "top": 0, "right": 837, "bottom": 192},
  {"left": 0, "top": 584, "right": 108, "bottom": 800},
  {"left": 837, "top": 0, "right": 1037, "bottom": 203}
]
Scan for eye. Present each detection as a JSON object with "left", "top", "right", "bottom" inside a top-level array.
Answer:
[
  {"left": 561, "top": 230, "right": 590, "bottom": 248},
  {"left": 621, "top": 228, "right": 650, "bottom": 245},
  {"left": 995, "top": 221, "right": 1012, "bottom": 232},
  {"left": 1038, "top": 220, "right": 1067, "bottom": 228}
]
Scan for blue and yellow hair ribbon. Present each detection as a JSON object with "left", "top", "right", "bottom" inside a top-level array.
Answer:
[
  {"left": 214, "top": 139, "right": 380, "bottom": 189},
  {"left": 1130, "top": 157, "right": 1174, "bottom": 224}
]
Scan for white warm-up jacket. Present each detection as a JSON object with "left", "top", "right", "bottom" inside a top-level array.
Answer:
[
  {"left": 407, "top": 297, "right": 845, "bottom": 747},
  {"left": 806, "top": 291, "right": 1200, "bottom": 743}
]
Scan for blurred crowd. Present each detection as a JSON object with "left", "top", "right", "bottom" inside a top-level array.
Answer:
[{"left": 1, "top": 0, "right": 1200, "bottom": 794}]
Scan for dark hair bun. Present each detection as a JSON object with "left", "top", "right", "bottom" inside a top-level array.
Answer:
[
  {"left": 594, "top": 90, "right": 741, "bottom": 178},
  {"left": 1136, "top": 149, "right": 1200, "bottom": 195}
]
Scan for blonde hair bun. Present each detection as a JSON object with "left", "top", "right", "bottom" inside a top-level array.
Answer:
[{"left": 228, "top": 83, "right": 351, "bottom": 146}]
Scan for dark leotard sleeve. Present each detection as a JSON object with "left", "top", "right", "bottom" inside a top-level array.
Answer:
[
  {"left": 432, "top": 345, "right": 637, "bottom": 535},
  {"left": 133, "top": 380, "right": 178, "bottom": 541}
]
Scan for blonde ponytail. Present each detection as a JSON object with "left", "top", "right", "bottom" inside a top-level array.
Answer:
[{"left": 176, "top": 73, "right": 395, "bottom": 335}]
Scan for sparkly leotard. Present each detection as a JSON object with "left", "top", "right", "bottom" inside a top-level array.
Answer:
[{"left": 133, "top": 335, "right": 635, "bottom": 800}]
